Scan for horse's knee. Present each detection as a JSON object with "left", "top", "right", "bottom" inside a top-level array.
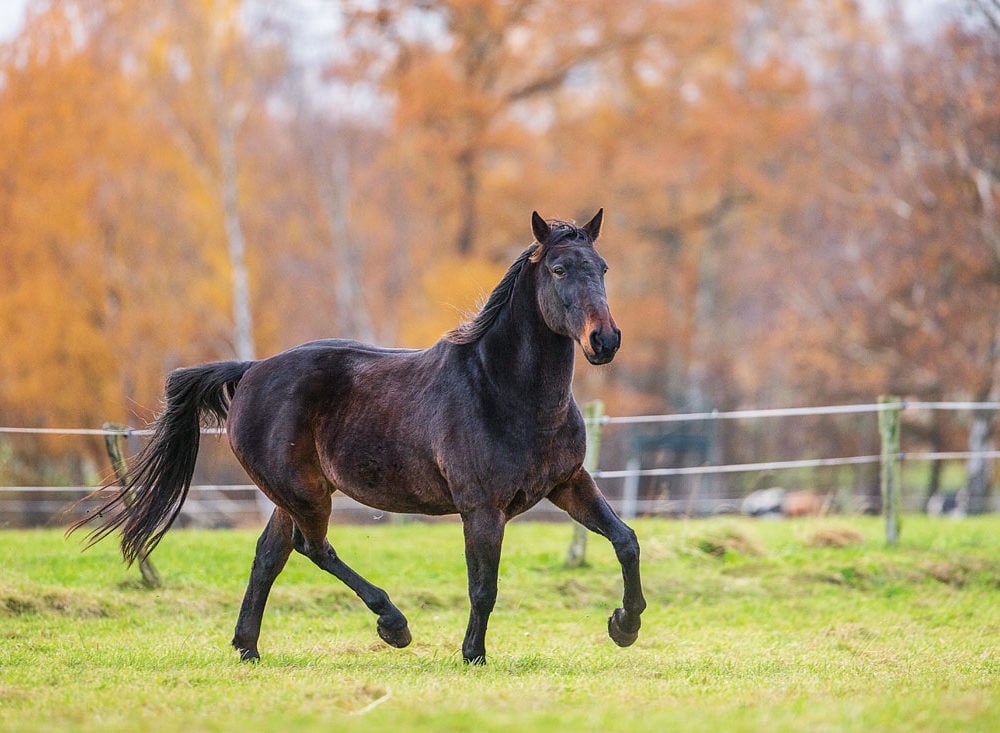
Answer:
[{"left": 250, "top": 553, "right": 280, "bottom": 578}]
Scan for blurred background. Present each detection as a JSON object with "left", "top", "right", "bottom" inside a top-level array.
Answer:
[{"left": 1, "top": 1, "right": 998, "bottom": 520}]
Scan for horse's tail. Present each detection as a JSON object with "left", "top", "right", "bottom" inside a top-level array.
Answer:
[{"left": 69, "top": 360, "right": 254, "bottom": 565}]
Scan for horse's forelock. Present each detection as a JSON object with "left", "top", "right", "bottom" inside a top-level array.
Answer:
[{"left": 529, "top": 220, "right": 591, "bottom": 263}]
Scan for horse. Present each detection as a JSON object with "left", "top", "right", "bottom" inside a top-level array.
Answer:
[{"left": 70, "top": 209, "right": 646, "bottom": 665}]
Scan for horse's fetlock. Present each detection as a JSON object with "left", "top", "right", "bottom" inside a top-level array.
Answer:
[
  {"left": 628, "top": 597, "right": 647, "bottom": 616},
  {"left": 378, "top": 606, "right": 406, "bottom": 629},
  {"left": 462, "top": 641, "right": 487, "bottom": 665}
]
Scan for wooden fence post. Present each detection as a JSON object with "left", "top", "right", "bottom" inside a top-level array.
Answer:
[
  {"left": 878, "top": 397, "right": 902, "bottom": 546},
  {"left": 567, "top": 400, "right": 604, "bottom": 568},
  {"left": 103, "top": 423, "right": 161, "bottom": 588}
]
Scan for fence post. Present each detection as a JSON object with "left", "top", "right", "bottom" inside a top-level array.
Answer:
[
  {"left": 567, "top": 400, "right": 604, "bottom": 568},
  {"left": 103, "top": 423, "right": 161, "bottom": 587},
  {"left": 621, "top": 455, "right": 640, "bottom": 520},
  {"left": 878, "top": 397, "right": 902, "bottom": 546}
]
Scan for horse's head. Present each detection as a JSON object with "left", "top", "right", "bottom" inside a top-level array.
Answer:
[{"left": 530, "top": 209, "right": 621, "bottom": 365}]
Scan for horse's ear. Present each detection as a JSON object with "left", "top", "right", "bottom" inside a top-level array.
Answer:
[
  {"left": 583, "top": 208, "right": 603, "bottom": 241},
  {"left": 531, "top": 211, "right": 550, "bottom": 244}
]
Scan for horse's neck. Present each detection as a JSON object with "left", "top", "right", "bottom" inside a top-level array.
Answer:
[{"left": 476, "top": 266, "right": 576, "bottom": 415}]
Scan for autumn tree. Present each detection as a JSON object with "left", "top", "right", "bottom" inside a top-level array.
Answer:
[
  {"left": 4, "top": 0, "right": 999, "bottom": 505},
  {"left": 0, "top": 1, "right": 294, "bottom": 429},
  {"left": 330, "top": 0, "right": 815, "bottom": 414},
  {"left": 338, "top": 0, "right": 673, "bottom": 256},
  {"left": 741, "top": 4, "right": 1000, "bottom": 504},
  {"left": 0, "top": 3, "right": 148, "bottom": 429},
  {"left": 87, "top": 0, "right": 295, "bottom": 362}
]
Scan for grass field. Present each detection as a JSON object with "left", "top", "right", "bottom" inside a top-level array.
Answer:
[{"left": 2, "top": 516, "right": 999, "bottom": 732}]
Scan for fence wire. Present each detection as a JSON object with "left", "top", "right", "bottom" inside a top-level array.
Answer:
[{"left": 2, "top": 401, "right": 998, "bottom": 522}]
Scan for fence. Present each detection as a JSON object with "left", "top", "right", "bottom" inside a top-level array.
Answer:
[
  {"left": 590, "top": 399, "right": 1000, "bottom": 518},
  {"left": 2, "top": 399, "right": 999, "bottom": 541}
]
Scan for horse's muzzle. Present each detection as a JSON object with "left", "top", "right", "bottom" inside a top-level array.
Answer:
[{"left": 585, "top": 325, "right": 621, "bottom": 365}]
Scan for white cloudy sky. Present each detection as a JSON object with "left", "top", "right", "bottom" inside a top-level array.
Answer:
[
  {"left": 0, "top": 0, "right": 963, "bottom": 48},
  {"left": 0, "top": 0, "right": 28, "bottom": 42}
]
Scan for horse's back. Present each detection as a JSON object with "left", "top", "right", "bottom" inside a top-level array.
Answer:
[
  {"left": 228, "top": 338, "right": 437, "bottom": 441},
  {"left": 225, "top": 338, "right": 458, "bottom": 513},
  {"left": 285, "top": 338, "right": 421, "bottom": 357}
]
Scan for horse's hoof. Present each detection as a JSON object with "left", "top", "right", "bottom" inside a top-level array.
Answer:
[
  {"left": 608, "top": 608, "right": 639, "bottom": 648},
  {"left": 377, "top": 620, "right": 412, "bottom": 648},
  {"left": 236, "top": 647, "right": 261, "bottom": 663}
]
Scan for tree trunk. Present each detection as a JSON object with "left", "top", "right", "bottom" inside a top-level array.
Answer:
[
  {"left": 217, "top": 108, "right": 255, "bottom": 362},
  {"left": 922, "top": 417, "right": 944, "bottom": 511},
  {"left": 566, "top": 401, "right": 604, "bottom": 567},
  {"left": 961, "top": 310, "right": 1000, "bottom": 515},
  {"left": 455, "top": 148, "right": 478, "bottom": 255},
  {"left": 961, "top": 409, "right": 995, "bottom": 515},
  {"left": 320, "top": 148, "right": 376, "bottom": 344}
]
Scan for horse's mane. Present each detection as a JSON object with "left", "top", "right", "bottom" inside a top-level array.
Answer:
[
  {"left": 445, "top": 245, "right": 537, "bottom": 345},
  {"left": 445, "top": 220, "right": 590, "bottom": 346}
]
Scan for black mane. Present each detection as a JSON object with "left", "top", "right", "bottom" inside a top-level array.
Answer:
[
  {"left": 445, "top": 244, "right": 537, "bottom": 345},
  {"left": 445, "top": 220, "right": 593, "bottom": 346}
]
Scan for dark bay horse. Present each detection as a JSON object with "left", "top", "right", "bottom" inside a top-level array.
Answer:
[{"left": 71, "top": 209, "right": 646, "bottom": 664}]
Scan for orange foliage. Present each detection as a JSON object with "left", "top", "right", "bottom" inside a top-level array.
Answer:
[{"left": 0, "top": 0, "right": 998, "bottom": 479}]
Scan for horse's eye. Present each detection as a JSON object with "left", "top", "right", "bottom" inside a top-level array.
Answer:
[{"left": 551, "top": 265, "right": 567, "bottom": 278}]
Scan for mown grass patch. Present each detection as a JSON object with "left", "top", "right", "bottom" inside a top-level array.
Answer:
[{"left": 1, "top": 516, "right": 999, "bottom": 732}]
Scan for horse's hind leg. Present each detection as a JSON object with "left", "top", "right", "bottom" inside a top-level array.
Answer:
[
  {"left": 292, "top": 507, "right": 411, "bottom": 649},
  {"left": 232, "top": 507, "right": 294, "bottom": 661}
]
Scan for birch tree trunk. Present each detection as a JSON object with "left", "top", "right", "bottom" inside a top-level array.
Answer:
[
  {"left": 962, "top": 411, "right": 994, "bottom": 515},
  {"left": 317, "top": 147, "right": 376, "bottom": 344},
  {"left": 213, "top": 68, "right": 255, "bottom": 362},
  {"left": 960, "top": 315, "right": 1000, "bottom": 515}
]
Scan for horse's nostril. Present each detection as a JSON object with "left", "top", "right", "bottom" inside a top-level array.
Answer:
[{"left": 590, "top": 328, "right": 619, "bottom": 355}]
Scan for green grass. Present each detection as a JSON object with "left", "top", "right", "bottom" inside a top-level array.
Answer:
[{"left": 2, "top": 516, "right": 1000, "bottom": 732}]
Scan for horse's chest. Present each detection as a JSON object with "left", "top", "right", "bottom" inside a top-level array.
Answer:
[
  {"left": 520, "top": 430, "right": 583, "bottom": 482},
  {"left": 446, "top": 422, "right": 585, "bottom": 515}
]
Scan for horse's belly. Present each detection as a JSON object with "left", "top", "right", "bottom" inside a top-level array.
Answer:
[
  {"left": 319, "top": 434, "right": 457, "bottom": 515},
  {"left": 334, "top": 482, "right": 457, "bottom": 516}
]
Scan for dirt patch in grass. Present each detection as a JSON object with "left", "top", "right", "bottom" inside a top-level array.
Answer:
[
  {"left": 2, "top": 589, "right": 111, "bottom": 618},
  {"left": 410, "top": 588, "right": 464, "bottom": 610},
  {"left": 806, "top": 526, "right": 865, "bottom": 548},
  {"left": 920, "top": 557, "right": 1000, "bottom": 588},
  {"left": 3, "top": 595, "right": 37, "bottom": 616},
  {"left": 693, "top": 525, "right": 765, "bottom": 558}
]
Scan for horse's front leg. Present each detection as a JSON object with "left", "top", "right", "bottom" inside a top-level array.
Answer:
[
  {"left": 548, "top": 469, "right": 646, "bottom": 646},
  {"left": 460, "top": 507, "right": 505, "bottom": 664}
]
